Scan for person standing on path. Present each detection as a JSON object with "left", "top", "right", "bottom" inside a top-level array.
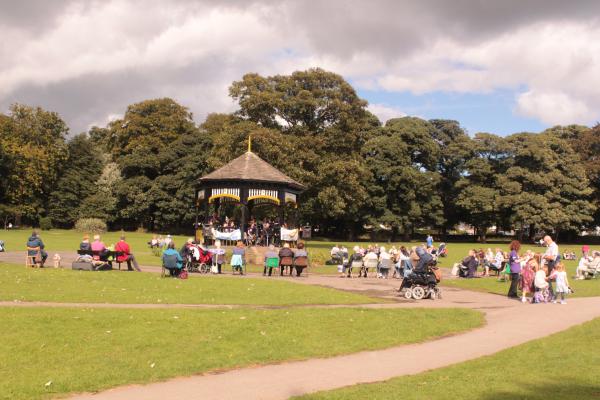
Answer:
[
  {"left": 542, "top": 235, "right": 559, "bottom": 299},
  {"left": 426, "top": 234, "right": 433, "bottom": 249},
  {"left": 551, "top": 262, "right": 569, "bottom": 304},
  {"left": 507, "top": 240, "right": 522, "bottom": 299}
]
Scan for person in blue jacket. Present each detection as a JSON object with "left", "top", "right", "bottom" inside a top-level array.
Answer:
[{"left": 26, "top": 231, "right": 48, "bottom": 266}]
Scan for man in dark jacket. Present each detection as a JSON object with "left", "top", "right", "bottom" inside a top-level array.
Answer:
[
  {"left": 26, "top": 231, "right": 48, "bottom": 266},
  {"left": 414, "top": 246, "right": 433, "bottom": 273}
]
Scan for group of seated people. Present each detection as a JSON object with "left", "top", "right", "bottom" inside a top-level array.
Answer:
[
  {"left": 455, "top": 248, "right": 507, "bottom": 278},
  {"left": 78, "top": 234, "right": 141, "bottom": 271},
  {"left": 262, "top": 242, "right": 309, "bottom": 277},
  {"left": 329, "top": 244, "right": 436, "bottom": 279},
  {"left": 575, "top": 247, "right": 600, "bottom": 279}
]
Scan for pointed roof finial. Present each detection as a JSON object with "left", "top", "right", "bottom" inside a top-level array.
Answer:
[{"left": 248, "top": 134, "right": 252, "bottom": 153}]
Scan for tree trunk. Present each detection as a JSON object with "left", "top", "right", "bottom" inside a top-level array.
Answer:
[
  {"left": 528, "top": 223, "right": 536, "bottom": 242},
  {"left": 391, "top": 226, "right": 398, "bottom": 242},
  {"left": 402, "top": 225, "right": 410, "bottom": 242},
  {"left": 479, "top": 226, "right": 487, "bottom": 243}
]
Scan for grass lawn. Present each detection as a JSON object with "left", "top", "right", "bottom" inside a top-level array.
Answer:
[
  {"left": 295, "top": 317, "right": 600, "bottom": 400},
  {"left": 0, "top": 263, "right": 378, "bottom": 305},
  {"left": 0, "top": 306, "right": 483, "bottom": 400},
  {"left": 2, "top": 228, "right": 596, "bottom": 271}
]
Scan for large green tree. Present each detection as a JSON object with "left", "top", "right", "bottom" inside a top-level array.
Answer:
[
  {"left": 0, "top": 104, "right": 69, "bottom": 223},
  {"left": 363, "top": 117, "right": 443, "bottom": 240},
  {"left": 498, "top": 132, "right": 595, "bottom": 238},
  {"left": 548, "top": 124, "right": 600, "bottom": 227},
  {"left": 428, "top": 119, "right": 474, "bottom": 233},
  {"left": 107, "top": 98, "right": 211, "bottom": 230},
  {"left": 455, "top": 133, "right": 510, "bottom": 241},
  {"left": 227, "top": 68, "right": 379, "bottom": 234},
  {"left": 48, "top": 134, "right": 103, "bottom": 227}
]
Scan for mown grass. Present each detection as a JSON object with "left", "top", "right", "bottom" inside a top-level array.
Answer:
[
  {"left": 294, "top": 317, "right": 600, "bottom": 400},
  {"left": 0, "top": 306, "right": 483, "bottom": 400},
  {"left": 1, "top": 228, "right": 594, "bottom": 271},
  {"left": 0, "top": 263, "right": 378, "bottom": 305}
]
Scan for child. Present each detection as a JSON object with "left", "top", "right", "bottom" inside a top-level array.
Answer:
[
  {"left": 533, "top": 262, "right": 549, "bottom": 303},
  {"left": 520, "top": 259, "right": 536, "bottom": 303},
  {"left": 551, "top": 262, "right": 569, "bottom": 304}
]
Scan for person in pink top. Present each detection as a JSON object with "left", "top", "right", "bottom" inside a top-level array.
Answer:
[
  {"left": 90, "top": 235, "right": 106, "bottom": 252},
  {"left": 114, "top": 235, "right": 141, "bottom": 271},
  {"left": 89, "top": 234, "right": 109, "bottom": 262}
]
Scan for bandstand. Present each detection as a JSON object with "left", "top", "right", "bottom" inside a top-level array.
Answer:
[{"left": 195, "top": 139, "right": 305, "bottom": 245}]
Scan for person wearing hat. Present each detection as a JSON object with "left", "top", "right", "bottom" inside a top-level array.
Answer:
[{"left": 179, "top": 238, "right": 194, "bottom": 260}]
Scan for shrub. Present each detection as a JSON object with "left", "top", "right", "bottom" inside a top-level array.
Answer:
[
  {"left": 39, "top": 217, "right": 52, "bottom": 231},
  {"left": 75, "top": 218, "right": 107, "bottom": 233}
]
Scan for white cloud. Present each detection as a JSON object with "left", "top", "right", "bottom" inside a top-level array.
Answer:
[
  {"left": 2, "top": 1, "right": 600, "bottom": 132},
  {"left": 516, "top": 90, "right": 595, "bottom": 125},
  {"left": 367, "top": 103, "right": 407, "bottom": 124}
]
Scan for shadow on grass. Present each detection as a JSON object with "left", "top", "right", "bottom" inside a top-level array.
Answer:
[{"left": 479, "top": 382, "right": 600, "bottom": 400}]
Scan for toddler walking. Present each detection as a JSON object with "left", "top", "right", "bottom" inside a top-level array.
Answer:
[{"left": 551, "top": 263, "right": 569, "bottom": 305}]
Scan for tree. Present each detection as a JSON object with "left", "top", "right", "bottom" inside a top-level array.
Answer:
[
  {"left": 107, "top": 98, "right": 211, "bottom": 230},
  {"left": 48, "top": 134, "right": 103, "bottom": 227},
  {"left": 227, "top": 69, "right": 379, "bottom": 234},
  {"left": 549, "top": 124, "right": 600, "bottom": 227},
  {"left": 0, "top": 104, "right": 69, "bottom": 222},
  {"left": 428, "top": 119, "right": 474, "bottom": 234},
  {"left": 498, "top": 132, "right": 595, "bottom": 238},
  {"left": 77, "top": 156, "right": 121, "bottom": 225},
  {"left": 455, "top": 133, "right": 510, "bottom": 242},
  {"left": 363, "top": 117, "right": 444, "bottom": 240}
]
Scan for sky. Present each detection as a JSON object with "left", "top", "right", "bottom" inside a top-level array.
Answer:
[{"left": 1, "top": 0, "right": 600, "bottom": 136}]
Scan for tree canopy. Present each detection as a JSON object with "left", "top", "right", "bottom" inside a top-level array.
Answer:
[{"left": 0, "top": 68, "right": 597, "bottom": 239}]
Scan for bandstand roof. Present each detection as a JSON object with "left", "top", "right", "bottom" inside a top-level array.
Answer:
[{"left": 198, "top": 151, "right": 305, "bottom": 191}]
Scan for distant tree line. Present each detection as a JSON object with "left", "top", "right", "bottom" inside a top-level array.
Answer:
[{"left": 0, "top": 68, "right": 598, "bottom": 240}]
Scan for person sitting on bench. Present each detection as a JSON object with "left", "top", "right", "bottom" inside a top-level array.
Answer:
[
  {"left": 80, "top": 234, "right": 91, "bottom": 251},
  {"left": 115, "top": 235, "right": 141, "bottom": 271},
  {"left": 26, "top": 231, "right": 48, "bottom": 267}
]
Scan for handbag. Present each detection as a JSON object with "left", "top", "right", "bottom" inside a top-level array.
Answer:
[{"left": 179, "top": 270, "right": 188, "bottom": 280}]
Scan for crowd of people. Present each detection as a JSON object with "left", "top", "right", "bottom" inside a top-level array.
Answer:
[
  {"left": 329, "top": 240, "right": 443, "bottom": 280},
  {"left": 455, "top": 236, "right": 600, "bottom": 304}
]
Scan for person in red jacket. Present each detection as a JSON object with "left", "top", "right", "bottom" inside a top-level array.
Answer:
[{"left": 114, "top": 235, "right": 141, "bottom": 271}]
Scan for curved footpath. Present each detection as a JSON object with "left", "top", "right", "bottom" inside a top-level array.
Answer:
[{"left": 4, "top": 253, "right": 600, "bottom": 400}]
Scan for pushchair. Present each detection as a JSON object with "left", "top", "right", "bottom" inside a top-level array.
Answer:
[
  {"left": 185, "top": 244, "right": 212, "bottom": 273},
  {"left": 0, "top": 240, "right": 4, "bottom": 252}
]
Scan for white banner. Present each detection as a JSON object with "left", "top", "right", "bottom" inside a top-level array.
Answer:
[
  {"left": 281, "top": 227, "right": 298, "bottom": 241},
  {"left": 211, "top": 228, "right": 242, "bottom": 241}
]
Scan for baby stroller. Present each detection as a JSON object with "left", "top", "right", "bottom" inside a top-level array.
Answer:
[
  {"left": 186, "top": 244, "right": 212, "bottom": 273},
  {"left": 0, "top": 240, "right": 5, "bottom": 252}
]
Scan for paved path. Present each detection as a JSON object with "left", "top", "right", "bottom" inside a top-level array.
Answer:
[{"left": 57, "top": 275, "right": 600, "bottom": 400}]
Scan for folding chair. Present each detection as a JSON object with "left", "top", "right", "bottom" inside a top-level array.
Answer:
[
  {"left": 293, "top": 256, "right": 309, "bottom": 277},
  {"left": 265, "top": 257, "right": 280, "bottom": 275},
  {"left": 26, "top": 247, "right": 41, "bottom": 268},
  {"left": 280, "top": 256, "right": 294, "bottom": 276}
]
